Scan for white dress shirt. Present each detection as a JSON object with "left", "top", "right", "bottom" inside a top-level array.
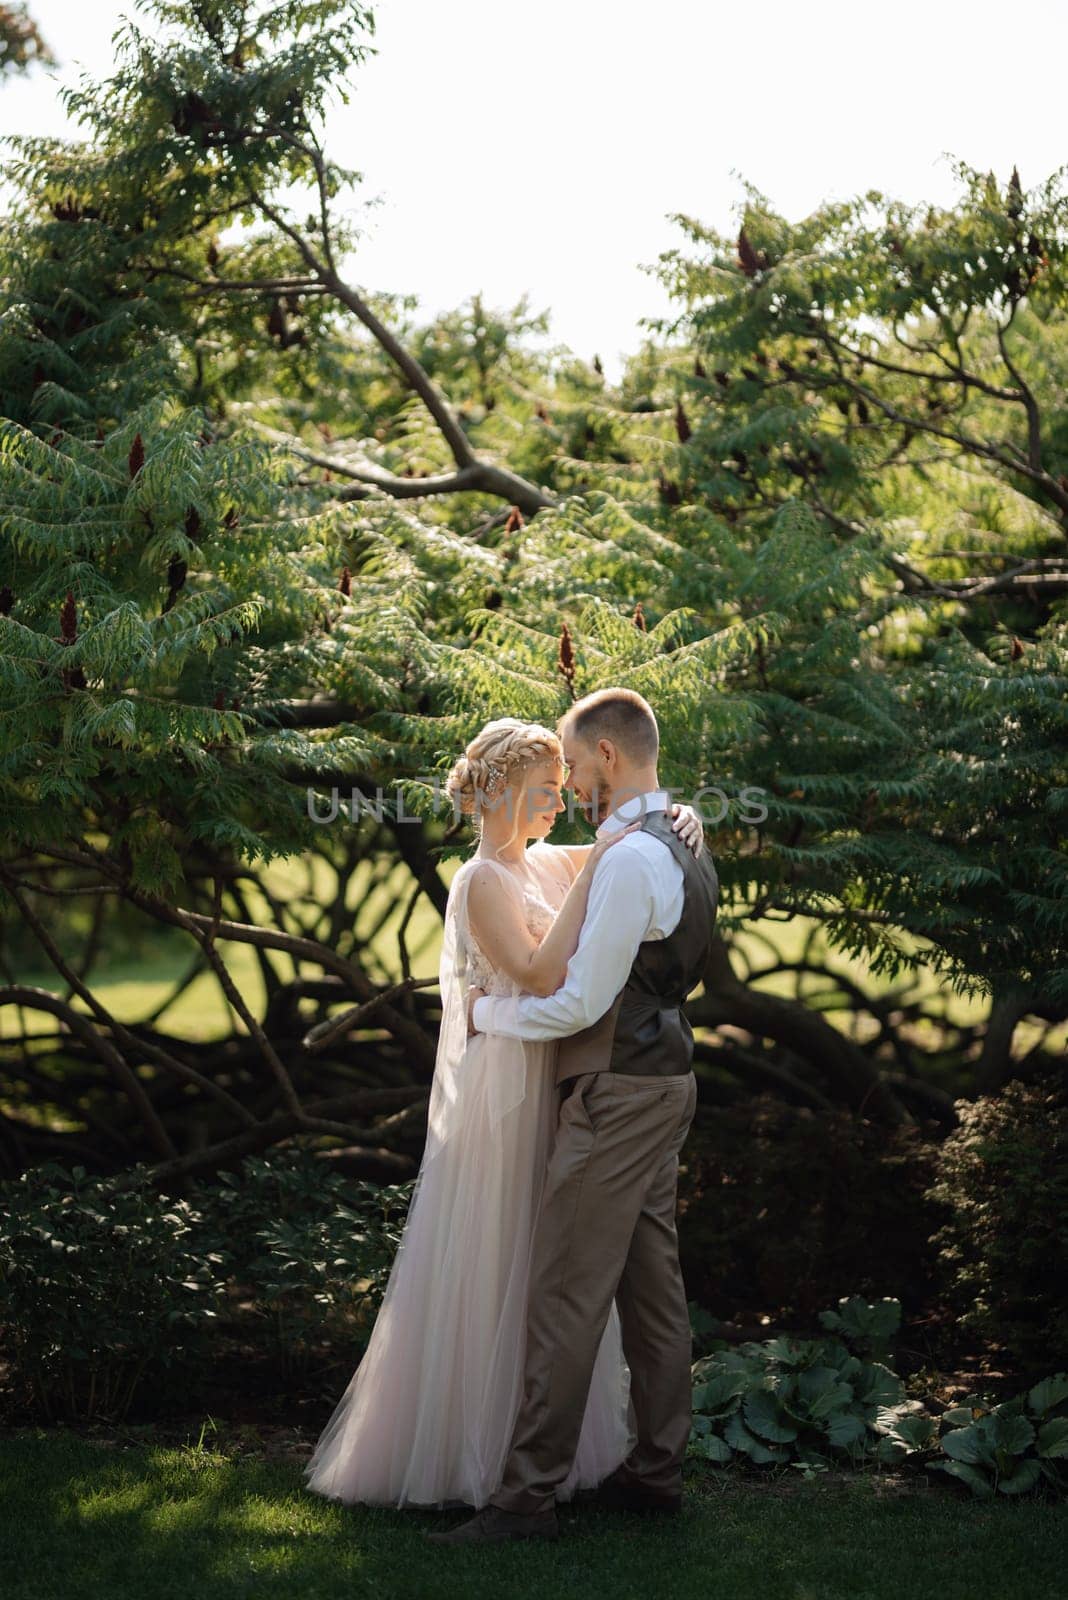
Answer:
[{"left": 470, "top": 789, "right": 685, "bottom": 1041}]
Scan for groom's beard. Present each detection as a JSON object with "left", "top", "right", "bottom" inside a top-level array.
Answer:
[{"left": 583, "top": 784, "right": 613, "bottom": 827}]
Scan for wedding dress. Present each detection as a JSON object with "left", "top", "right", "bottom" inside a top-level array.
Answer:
[{"left": 303, "top": 839, "right": 634, "bottom": 1509}]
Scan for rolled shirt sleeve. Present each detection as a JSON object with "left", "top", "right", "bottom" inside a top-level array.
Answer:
[{"left": 470, "top": 844, "right": 660, "bottom": 1041}]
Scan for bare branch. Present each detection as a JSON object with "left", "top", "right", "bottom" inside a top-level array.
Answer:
[
  {"left": 0, "top": 984, "right": 174, "bottom": 1156},
  {"left": 254, "top": 422, "right": 553, "bottom": 514},
  {"left": 165, "top": 898, "right": 305, "bottom": 1118},
  {"left": 253, "top": 425, "right": 485, "bottom": 498},
  {"left": 0, "top": 874, "right": 257, "bottom": 1131},
  {"left": 228, "top": 177, "right": 553, "bottom": 515},
  {"left": 697, "top": 936, "right": 912, "bottom": 1125},
  {"left": 996, "top": 303, "right": 1043, "bottom": 471},
  {"left": 256, "top": 118, "right": 339, "bottom": 279},
  {"left": 0, "top": 864, "right": 289, "bottom": 1147},
  {"left": 41, "top": 844, "right": 439, "bottom": 1073},
  {"left": 825, "top": 326, "right": 1019, "bottom": 402},
  {"left": 303, "top": 974, "right": 438, "bottom": 1053},
  {"left": 143, "top": 265, "right": 327, "bottom": 295},
  {"left": 811, "top": 326, "right": 1068, "bottom": 515},
  {"left": 111, "top": 1089, "right": 424, "bottom": 1189}
]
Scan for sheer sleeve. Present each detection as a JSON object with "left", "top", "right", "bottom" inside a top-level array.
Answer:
[{"left": 424, "top": 860, "right": 532, "bottom": 1163}]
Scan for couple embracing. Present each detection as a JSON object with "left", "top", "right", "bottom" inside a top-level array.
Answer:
[{"left": 304, "top": 686, "right": 720, "bottom": 1544}]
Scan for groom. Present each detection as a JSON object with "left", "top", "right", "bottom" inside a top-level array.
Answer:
[{"left": 428, "top": 687, "right": 719, "bottom": 1545}]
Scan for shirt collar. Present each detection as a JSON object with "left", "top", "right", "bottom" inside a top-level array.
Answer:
[{"left": 595, "top": 788, "right": 671, "bottom": 838}]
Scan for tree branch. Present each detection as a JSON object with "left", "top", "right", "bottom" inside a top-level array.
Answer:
[
  {"left": 811, "top": 326, "right": 1068, "bottom": 516},
  {"left": 251, "top": 425, "right": 498, "bottom": 501},
  {"left": 824, "top": 326, "right": 1019, "bottom": 402},
  {"left": 143, "top": 265, "right": 328, "bottom": 295},
  {"left": 995, "top": 303, "right": 1043, "bottom": 472},
  {"left": 302, "top": 974, "right": 438, "bottom": 1053},
  {"left": 695, "top": 935, "right": 913, "bottom": 1125},
  {"left": 42, "top": 844, "right": 438, "bottom": 1072},
  {"left": 111, "top": 1089, "right": 423, "bottom": 1189},
  {"left": 0, "top": 985, "right": 177, "bottom": 1157},
  {"left": 234, "top": 182, "right": 554, "bottom": 515}
]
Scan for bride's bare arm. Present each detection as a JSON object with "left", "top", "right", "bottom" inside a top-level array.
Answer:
[
  {"left": 465, "top": 823, "right": 641, "bottom": 998},
  {"left": 550, "top": 800, "right": 705, "bottom": 880}
]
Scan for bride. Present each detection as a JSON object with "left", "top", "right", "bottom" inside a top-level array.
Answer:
[{"left": 302, "top": 717, "right": 705, "bottom": 1510}]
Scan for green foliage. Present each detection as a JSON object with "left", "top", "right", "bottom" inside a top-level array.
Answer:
[
  {"left": 0, "top": 1151, "right": 414, "bottom": 1419},
  {"left": 818, "top": 1293, "right": 901, "bottom": 1365},
  {"left": 0, "top": 394, "right": 394, "bottom": 895},
  {"left": 926, "top": 1071, "right": 1068, "bottom": 1373},
  {"left": 0, "top": 0, "right": 1064, "bottom": 1171},
  {"left": 634, "top": 164, "right": 1068, "bottom": 1008},
  {"left": 687, "top": 1298, "right": 721, "bottom": 1359},
  {"left": 0, "top": 0, "right": 378, "bottom": 423},
  {"left": 687, "top": 1306, "right": 912, "bottom": 1474},
  {"left": 928, "top": 1376, "right": 1068, "bottom": 1498},
  {"left": 186, "top": 1148, "right": 414, "bottom": 1375},
  {"left": 688, "top": 1297, "right": 1068, "bottom": 1498},
  {"left": 677, "top": 1098, "right": 946, "bottom": 1323},
  {"left": 0, "top": 1160, "right": 220, "bottom": 1421},
  {"left": 0, "top": 2, "right": 54, "bottom": 77}
]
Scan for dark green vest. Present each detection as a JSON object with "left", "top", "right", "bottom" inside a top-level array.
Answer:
[{"left": 554, "top": 808, "right": 719, "bottom": 1086}]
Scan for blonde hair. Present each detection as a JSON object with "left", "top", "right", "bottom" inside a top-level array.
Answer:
[{"left": 445, "top": 718, "right": 564, "bottom": 859}]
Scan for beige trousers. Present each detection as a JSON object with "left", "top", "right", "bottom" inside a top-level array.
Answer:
[{"left": 489, "top": 1068, "right": 698, "bottom": 1515}]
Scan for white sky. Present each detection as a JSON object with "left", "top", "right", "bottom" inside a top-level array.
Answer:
[{"left": 3, "top": 0, "right": 1067, "bottom": 384}]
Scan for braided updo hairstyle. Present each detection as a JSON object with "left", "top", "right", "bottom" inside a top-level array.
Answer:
[{"left": 444, "top": 717, "right": 564, "bottom": 859}]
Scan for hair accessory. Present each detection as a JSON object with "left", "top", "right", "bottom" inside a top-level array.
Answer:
[{"left": 483, "top": 762, "right": 506, "bottom": 796}]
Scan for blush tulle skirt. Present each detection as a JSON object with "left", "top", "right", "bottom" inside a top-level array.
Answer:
[{"left": 302, "top": 1032, "right": 634, "bottom": 1509}]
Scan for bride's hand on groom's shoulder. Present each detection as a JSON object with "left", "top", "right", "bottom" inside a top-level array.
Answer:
[
  {"left": 466, "top": 985, "right": 487, "bottom": 1037},
  {"left": 671, "top": 801, "right": 706, "bottom": 858},
  {"left": 584, "top": 819, "right": 642, "bottom": 871}
]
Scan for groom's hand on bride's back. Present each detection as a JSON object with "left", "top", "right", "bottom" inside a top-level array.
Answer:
[{"left": 466, "top": 985, "right": 487, "bottom": 1036}]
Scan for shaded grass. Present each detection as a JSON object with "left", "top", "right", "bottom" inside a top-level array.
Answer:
[{"left": 1, "top": 1430, "right": 1065, "bottom": 1600}]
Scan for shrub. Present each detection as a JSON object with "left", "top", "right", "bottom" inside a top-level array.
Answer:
[
  {"left": 0, "top": 1162, "right": 222, "bottom": 1422},
  {"left": 926, "top": 1071, "right": 1068, "bottom": 1375},
  {"left": 688, "top": 1297, "right": 1068, "bottom": 1499},
  {"left": 677, "top": 1095, "right": 946, "bottom": 1326},
  {"left": 687, "top": 1296, "right": 911, "bottom": 1474},
  {"left": 0, "top": 1150, "right": 415, "bottom": 1420},
  {"left": 187, "top": 1150, "right": 414, "bottom": 1374},
  {"left": 925, "top": 1373, "right": 1068, "bottom": 1498}
]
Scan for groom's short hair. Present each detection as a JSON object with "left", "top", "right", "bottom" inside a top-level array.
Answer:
[{"left": 558, "top": 687, "right": 659, "bottom": 765}]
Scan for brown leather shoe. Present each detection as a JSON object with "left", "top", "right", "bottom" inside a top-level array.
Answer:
[
  {"left": 585, "top": 1473, "right": 682, "bottom": 1516},
  {"left": 425, "top": 1505, "right": 560, "bottom": 1545}
]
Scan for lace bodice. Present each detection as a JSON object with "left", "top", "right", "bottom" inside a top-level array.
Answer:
[{"left": 458, "top": 854, "right": 564, "bottom": 997}]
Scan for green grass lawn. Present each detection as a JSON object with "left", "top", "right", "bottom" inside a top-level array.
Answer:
[{"left": 1, "top": 1430, "right": 1065, "bottom": 1600}]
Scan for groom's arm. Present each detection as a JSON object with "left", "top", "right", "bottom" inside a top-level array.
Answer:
[{"left": 470, "top": 844, "right": 661, "bottom": 1041}]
